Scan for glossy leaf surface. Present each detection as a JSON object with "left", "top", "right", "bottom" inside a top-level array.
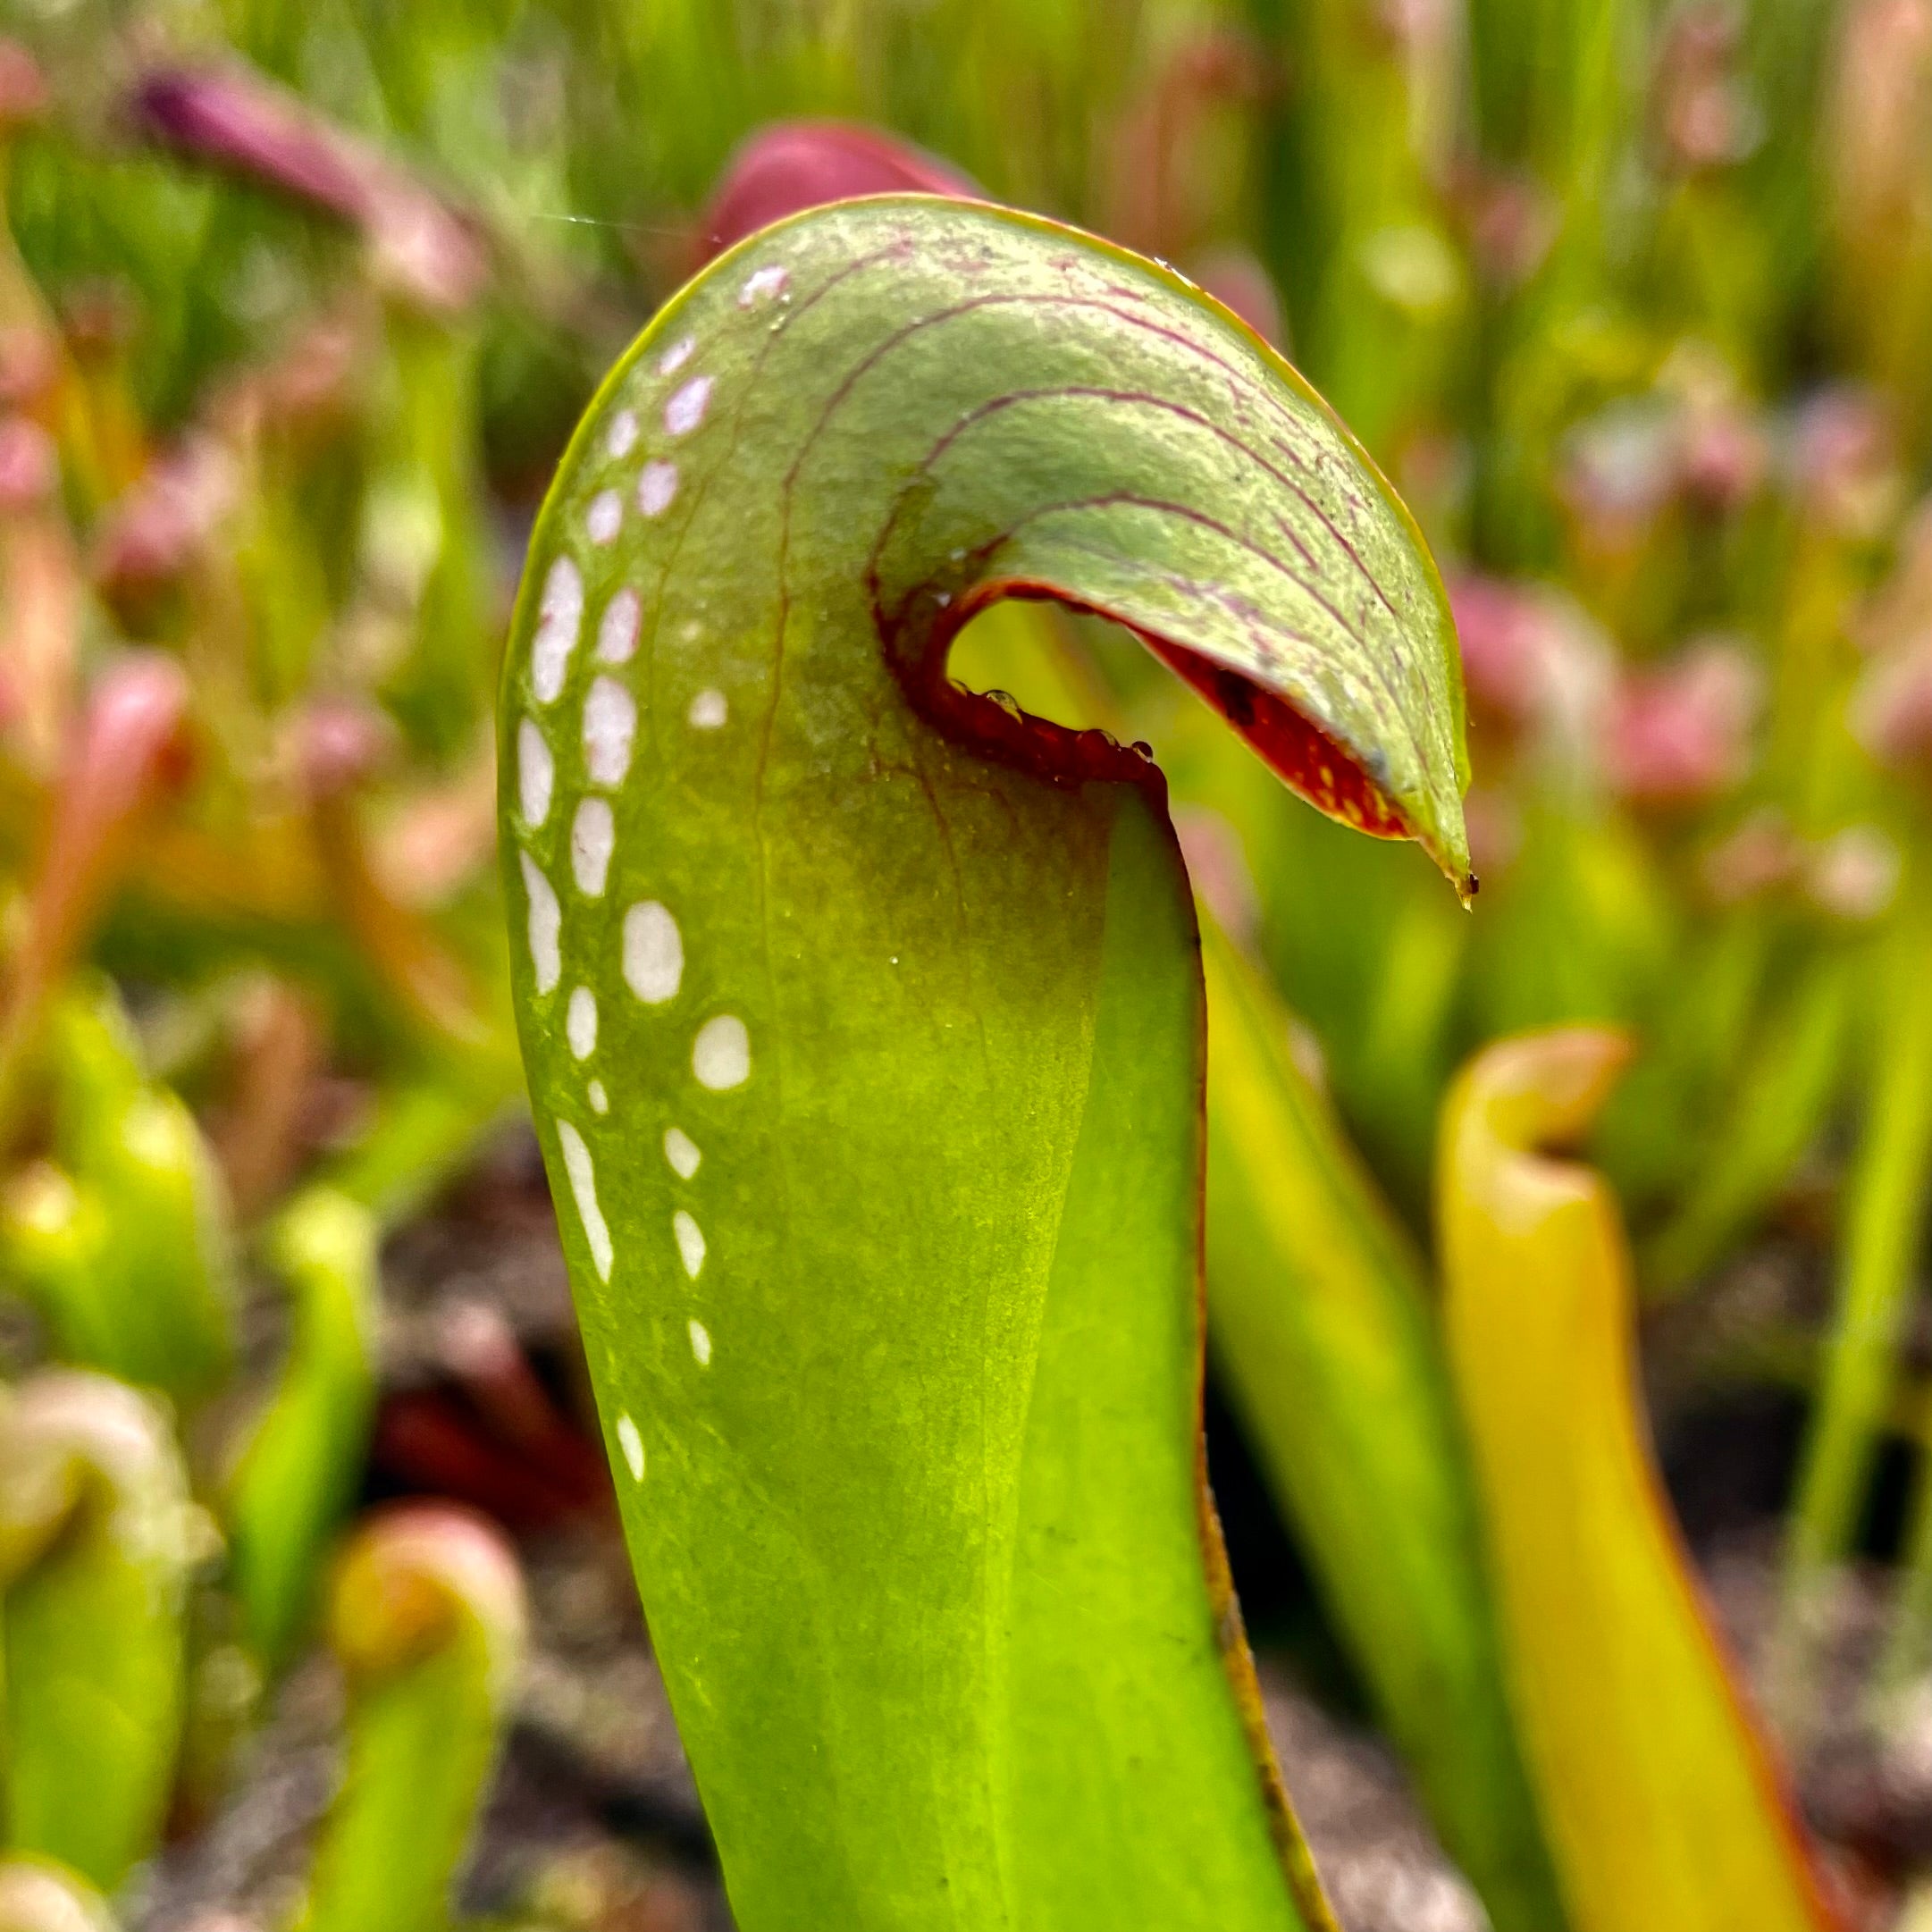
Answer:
[
  {"left": 1439, "top": 1030, "right": 1843, "bottom": 1932},
  {"left": 500, "top": 197, "right": 1468, "bottom": 1930}
]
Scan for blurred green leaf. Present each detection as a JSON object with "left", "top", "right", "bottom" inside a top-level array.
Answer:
[
  {"left": 1204, "top": 924, "right": 1568, "bottom": 1932},
  {"left": 0, "top": 1373, "right": 191, "bottom": 1894},
  {"left": 1785, "top": 868, "right": 1932, "bottom": 1712},
  {"left": 297, "top": 1504, "right": 525, "bottom": 1932},
  {"left": 223, "top": 1186, "right": 379, "bottom": 1668},
  {"left": 38, "top": 979, "right": 238, "bottom": 1404}
]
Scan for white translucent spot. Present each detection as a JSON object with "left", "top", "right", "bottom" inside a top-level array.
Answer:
[
  {"left": 688, "top": 687, "right": 727, "bottom": 730},
  {"left": 693, "top": 1014, "right": 749, "bottom": 1090},
  {"left": 586, "top": 489, "right": 623, "bottom": 545},
  {"left": 571, "top": 797, "right": 615, "bottom": 898},
  {"left": 567, "top": 986, "right": 598, "bottom": 1060},
  {"left": 680, "top": 619, "right": 704, "bottom": 643},
  {"left": 673, "top": 1209, "right": 706, "bottom": 1279},
  {"left": 616, "top": 1411, "right": 644, "bottom": 1481},
  {"left": 517, "top": 717, "right": 554, "bottom": 827},
  {"left": 687, "top": 1318, "right": 712, "bottom": 1365},
  {"left": 665, "top": 375, "right": 713, "bottom": 438},
  {"left": 605, "top": 409, "right": 639, "bottom": 459},
  {"left": 637, "top": 460, "right": 679, "bottom": 518},
  {"left": 658, "top": 335, "right": 695, "bottom": 376},
  {"left": 597, "top": 586, "right": 641, "bottom": 664},
  {"left": 738, "top": 264, "right": 790, "bottom": 307},
  {"left": 557, "top": 1121, "right": 612, "bottom": 1281},
  {"left": 624, "top": 902, "right": 683, "bottom": 1004},
  {"left": 663, "top": 1126, "right": 701, "bottom": 1179},
  {"left": 531, "top": 557, "right": 584, "bottom": 704},
  {"left": 519, "top": 852, "right": 561, "bottom": 993},
  {"left": 588, "top": 1079, "right": 609, "bottom": 1114},
  {"left": 584, "top": 676, "right": 637, "bottom": 786}
]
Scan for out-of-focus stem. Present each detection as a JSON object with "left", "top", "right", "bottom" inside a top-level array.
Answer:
[
  {"left": 0, "top": 1373, "right": 192, "bottom": 1893},
  {"left": 223, "top": 1189, "right": 378, "bottom": 1668},
  {"left": 1784, "top": 869, "right": 1932, "bottom": 1709},
  {"left": 294, "top": 700, "right": 493, "bottom": 1057},
  {"left": 1881, "top": 1403, "right": 1932, "bottom": 1698},
  {"left": 311, "top": 789, "right": 491, "bottom": 1053},
  {"left": 0, "top": 421, "right": 81, "bottom": 780},
  {"left": 0, "top": 656, "right": 190, "bottom": 1148},
  {"left": 1642, "top": 947, "right": 1861, "bottom": 1297},
  {"left": 296, "top": 1504, "right": 525, "bottom": 1932},
  {"left": 210, "top": 979, "right": 323, "bottom": 1226}
]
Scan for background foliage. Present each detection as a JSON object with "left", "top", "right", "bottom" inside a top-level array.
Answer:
[{"left": 3, "top": 0, "right": 1932, "bottom": 1926}]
